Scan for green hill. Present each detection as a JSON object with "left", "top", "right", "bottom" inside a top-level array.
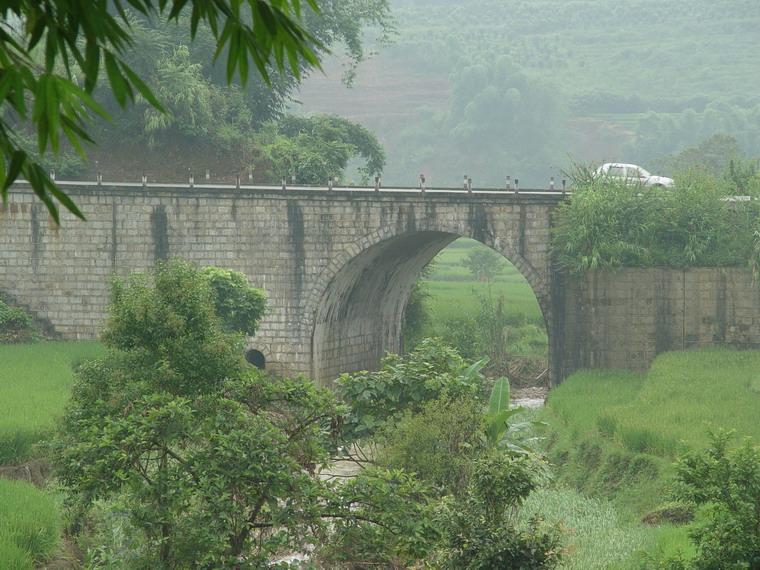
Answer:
[{"left": 297, "top": 0, "right": 760, "bottom": 186}]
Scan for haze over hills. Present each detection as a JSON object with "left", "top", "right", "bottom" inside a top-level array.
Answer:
[{"left": 296, "top": 0, "right": 760, "bottom": 186}]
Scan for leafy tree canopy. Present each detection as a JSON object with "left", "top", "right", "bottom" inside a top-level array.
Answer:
[
  {"left": 102, "top": 259, "right": 253, "bottom": 395},
  {"left": 462, "top": 247, "right": 506, "bottom": 283},
  {"left": 670, "top": 431, "right": 760, "bottom": 569},
  {"left": 201, "top": 266, "right": 267, "bottom": 336},
  {"left": 336, "top": 337, "right": 487, "bottom": 441},
  {"left": 54, "top": 258, "right": 436, "bottom": 567},
  {"left": 255, "top": 114, "right": 386, "bottom": 184}
]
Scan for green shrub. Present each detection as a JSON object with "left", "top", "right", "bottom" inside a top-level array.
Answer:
[
  {"left": 200, "top": 266, "right": 267, "bottom": 335},
  {"left": 0, "top": 300, "right": 36, "bottom": 343},
  {"left": 670, "top": 431, "right": 760, "bottom": 569},
  {"left": 377, "top": 395, "right": 487, "bottom": 496},
  {"left": 0, "top": 480, "right": 61, "bottom": 566},
  {"left": 402, "top": 265, "right": 434, "bottom": 350},
  {"left": 318, "top": 468, "right": 440, "bottom": 568},
  {"left": 440, "top": 317, "right": 481, "bottom": 360},
  {"left": 553, "top": 171, "right": 758, "bottom": 272},
  {"left": 336, "top": 338, "right": 484, "bottom": 441},
  {"left": 437, "top": 452, "right": 561, "bottom": 570},
  {"left": 80, "top": 498, "right": 157, "bottom": 569}
]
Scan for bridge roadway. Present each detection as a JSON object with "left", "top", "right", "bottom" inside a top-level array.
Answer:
[{"left": 1, "top": 180, "right": 568, "bottom": 384}]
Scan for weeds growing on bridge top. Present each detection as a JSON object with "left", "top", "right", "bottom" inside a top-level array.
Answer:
[
  {"left": 0, "top": 341, "right": 103, "bottom": 464},
  {"left": 552, "top": 171, "right": 760, "bottom": 272}
]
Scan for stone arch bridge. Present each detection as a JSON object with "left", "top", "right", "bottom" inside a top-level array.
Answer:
[
  {"left": 6, "top": 181, "right": 757, "bottom": 386},
  {"left": 1, "top": 182, "right": 570, "bottom": 384}
]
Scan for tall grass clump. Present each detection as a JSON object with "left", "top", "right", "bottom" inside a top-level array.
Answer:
[
  {"left": 0, "top": 538, "right": 33, "bottom": 570},
  {"left": 518, "top": 488, "right": 681, "bottom": 570},
  {"left": 0, "top": 341, "right": 103, "bottom": 463},
  {"left": 0, "top": 479, "right": 61, "bottom": 567},
  {"left": 546, "top": 369, "right": 645, "bottom": 437},
  {"left": 553, "top": 170, "right": 760, "bottom": 272}
]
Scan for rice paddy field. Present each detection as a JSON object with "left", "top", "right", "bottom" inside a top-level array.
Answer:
[
  {"left": 0, "top": 341, "right": 103, "bottom": 569},
  {"left": 539, "top": 348, "right": 760, "bottom": 565},
  {"left": 0, "top": 479, "right": 62, "bottom": 568},
  {"left": 546, "top": 349, "right": 760, "bottom": 461},
  {"left": 417, "top": 238, "right": 549, "bottom": 363},
  {"left": 0, "top": 341, "right": 103, "bottom": 464},
  {"left": 424, "top": 238, "right": 545, "bottom": 326}
]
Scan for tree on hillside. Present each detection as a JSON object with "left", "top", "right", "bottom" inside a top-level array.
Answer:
[
  {"left": 255, "top": 114, "right": 386, "bottom": 184},
  {"left": 0, "top": 0, "right": 391, "bottom": 222},
  {"left": 91, "top": 3, "right": 391, "bottom": 152},
  {"left": 652, "top": 134, "right": 745, "bottom": 175}
]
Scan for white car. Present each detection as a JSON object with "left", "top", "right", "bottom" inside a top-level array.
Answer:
[{"left": 594, "top": 163, "right": 674, "bottom": 188}]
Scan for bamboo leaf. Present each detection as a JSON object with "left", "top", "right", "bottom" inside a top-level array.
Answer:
[
  {"left": 27, "top": 168, "right": 60, "bottom": 225},
  {"left": 104, "top": 51, "right": 130, "bottom": 106},
  {"left": 47, "top": 179, "right": 86, "bottom": 220},
  {"left": 121, "top": 63, "right": 166, "bottom": 112},
  {"left": 46, "top": 77, "right": 60, "bottom": 154},
  {"left": 4, "top": 151, "right": 26, "bottom": 191},
  {"left": 84, "top": 41, "right": 100, "bottom": 92}
]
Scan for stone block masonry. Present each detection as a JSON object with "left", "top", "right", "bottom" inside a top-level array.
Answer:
[
  {"left": 558, "top": 268, "right": 760, "bottom": 377},
  {"left": 0, "top": 184, "right": 560, "bottom": 384},
  {"left": 5, "top": 184, "right": 757, "bottom": 385}
]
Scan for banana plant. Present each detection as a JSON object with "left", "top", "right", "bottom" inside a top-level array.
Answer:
[
  {"left": 461, "top": 356, "right": 489, "bottom": 384},
  {"left": 484, "top": 377, "right": 545, "bottom": 453}
]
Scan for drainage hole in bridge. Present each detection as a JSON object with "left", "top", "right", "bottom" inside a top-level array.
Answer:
[{"left": 245, "top": 349, "right": 266, "bottom": 370}]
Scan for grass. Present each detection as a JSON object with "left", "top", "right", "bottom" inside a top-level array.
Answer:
[
  {"left": 0, "top": 341, "right": 104, "bottom": 464},
  {"left": 425, "top": 280, "right": 544, "bottom": 326},
  {"left": 519, "top": 488, "right": 693, "bottom": 570},
  {"left": 608, "top": 349, "right": 760, "bottom": 454},
  {"left": 0, "top": 479, "right": 61, "bottom": 568},
  {"left": 406, "top": 238, "right": 549, "bottom": 364},
  {"left": 425, "top": 238, "right": 544, "bottom": 335},
  {"left": 539, "top": 348, "right": 760, "bottom": 565},
  {"left": 546, "top": 349, "right": 760, "bottom": 464}
]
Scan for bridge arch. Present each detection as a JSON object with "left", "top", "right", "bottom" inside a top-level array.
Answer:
[{"left": 306, "top": 225, "right": 552, "bottom": 383}]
